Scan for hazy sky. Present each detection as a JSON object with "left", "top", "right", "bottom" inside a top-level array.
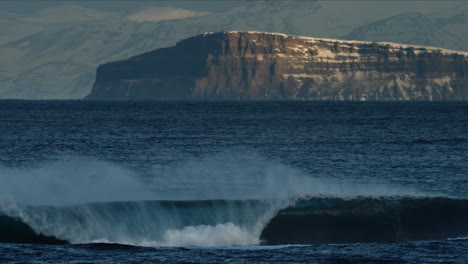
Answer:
[
  {"left": 2, "top": 1, "right": 465, "bottom": 14},
  {"left": 0, "top": 1, "right": 237, "bottom": 14}
]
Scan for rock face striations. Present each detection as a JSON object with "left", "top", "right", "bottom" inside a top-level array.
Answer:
[{"left": 86, "top": 31, "right": 468, "bottom": 100}]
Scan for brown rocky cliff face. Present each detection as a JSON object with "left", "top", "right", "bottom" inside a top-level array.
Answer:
[{"left": 86, "top": 31, "right": 468, "bottom": 100}]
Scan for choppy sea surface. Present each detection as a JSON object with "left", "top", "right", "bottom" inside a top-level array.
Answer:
[{"left": 0, "top": 101, "right": 467, "bottom": 263}]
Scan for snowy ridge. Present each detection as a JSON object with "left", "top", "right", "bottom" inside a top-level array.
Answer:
[{"left": 210, "top": 31, "right": 468, "bottom": 56}]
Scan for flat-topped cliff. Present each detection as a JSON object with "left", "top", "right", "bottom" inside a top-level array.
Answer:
[{"left": 86, "top": 31, "right": 468, "bottom": 100}]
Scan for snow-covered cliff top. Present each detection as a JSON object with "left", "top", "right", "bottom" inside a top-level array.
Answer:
[{"left": 201, "top": 31, "right": 468, "bottom": 56}]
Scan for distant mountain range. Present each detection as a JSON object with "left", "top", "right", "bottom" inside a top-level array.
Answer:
[{"left": 1, "top": 1, "right": 468, "bottom": 99}]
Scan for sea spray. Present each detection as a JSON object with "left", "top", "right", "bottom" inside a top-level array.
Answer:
[
  {"left": 0, "top": 152, "right": 431, "bottom": 246},
  {"left": 0, "top": 158, "right": 154, "bottom": 206},
  {"left": 145, "top": 151, "right": 428, "bottom": 201}
]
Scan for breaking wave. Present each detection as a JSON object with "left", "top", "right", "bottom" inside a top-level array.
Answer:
[
  {"left": 0, "top": 199, "right": 276, "bottom": 246},
  {"left": 2, "top": 197, "right": 468, "bottom": 246},
  {"left": 1, "top": 154, "right": 464, "bottom": 246}
]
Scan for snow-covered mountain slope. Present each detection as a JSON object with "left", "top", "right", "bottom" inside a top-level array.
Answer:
[
  {"left": 0, "top": 21, "right": 170, "bottom": 99},
  {"left": 1, "top": 1, "right": 468, "bottom": 99},
  {"left": 342, "top": 12, "right": 466, "bottom": 51},
  {"left": 0, "top": 4, "right": 216, "bottom": 99}
]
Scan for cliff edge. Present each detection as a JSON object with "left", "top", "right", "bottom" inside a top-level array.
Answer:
[{"left": 86, "top": 31, "right": 468, "bottom": 100}]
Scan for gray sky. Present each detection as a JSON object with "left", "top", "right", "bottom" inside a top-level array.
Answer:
[
  {"left": 0, "top": 1, "right": 237, "bottom": 14},
  {"left": 2, "top": 1, "right": 466, "bottom": 14}
]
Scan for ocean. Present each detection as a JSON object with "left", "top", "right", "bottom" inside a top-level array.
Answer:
[{"left": 0, "top": 100, "right": 467, "bottom": 263}]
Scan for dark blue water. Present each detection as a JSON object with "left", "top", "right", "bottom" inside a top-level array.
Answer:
[{"left": 0, "top": 101, "right": 467, "bottom": 263}]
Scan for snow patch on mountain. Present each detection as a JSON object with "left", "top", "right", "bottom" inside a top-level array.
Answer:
[
  {"left": 221, "top": 31, "right": 468, "bottom": 56},
  {"left": 127, "top": 7, "right": 210, "bottom": 22}
]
